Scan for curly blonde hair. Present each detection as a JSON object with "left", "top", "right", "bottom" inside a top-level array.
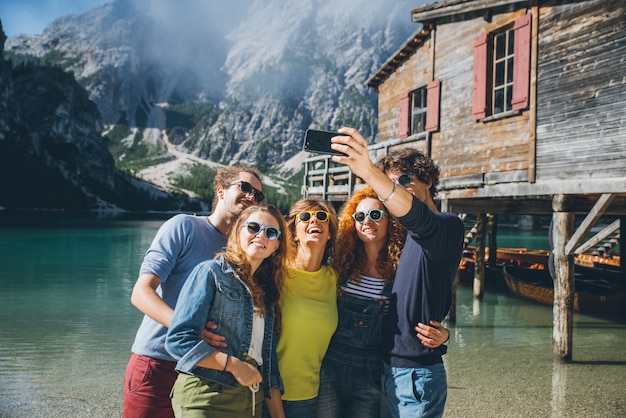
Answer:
[
  {"left": 218, "top": 204, "right": 293, "bottom": 327},
  {"left": 331, "top": 187, "right": 406, "bottom": 284}
]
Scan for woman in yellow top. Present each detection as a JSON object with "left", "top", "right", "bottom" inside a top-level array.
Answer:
[
  {"left": 273, "top": 199, "right": 339, "bottom": 418},
  {"left": 205, "top": 198, "right": 339, "bottom": 418}
]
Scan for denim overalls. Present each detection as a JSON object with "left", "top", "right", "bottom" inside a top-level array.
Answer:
[{"left": 317, "top": 275, "right": 392, "bottom": 418}]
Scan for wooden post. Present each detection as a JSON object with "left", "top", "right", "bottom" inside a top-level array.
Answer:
[
  {"left": 487, "top": 214, "right": 498, "bottom": 270},
  {"left": 552, "top": 196, "right": 575, "bottom": 361},
  {"left": 474, "top": 213, "right": 487, "bottom": 299},
  {"left": 442, "top": 198, "right": 457, "bottom": 322},
  {"left": 619, "top": 216, "right": 626, "bottom": 277},
  {"left": 448, "top": 271, "right": 458, "bottom": 322}
]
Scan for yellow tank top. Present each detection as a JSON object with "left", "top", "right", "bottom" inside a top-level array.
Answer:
[{"left": 277, "top": 265, "right": 338, "bottom": 400}]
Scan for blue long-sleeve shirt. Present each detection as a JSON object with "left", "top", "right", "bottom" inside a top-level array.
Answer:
[{"left": 382, "top": 197, "right": 464, "bottom": 368}]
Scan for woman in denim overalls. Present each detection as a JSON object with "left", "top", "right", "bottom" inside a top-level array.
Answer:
[{"left": 317, "top": 187, "right": 449, "bottom": 418}]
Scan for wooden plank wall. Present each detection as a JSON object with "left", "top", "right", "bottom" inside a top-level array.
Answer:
[
  {"left": 535, "top": 0, "right": 626, "bottom": 181},
  {"left": 376, "top": 44, "right": 432, "bottom": 143},
  {"left": 375, "top": 8, "right": 533, "bottom": 187}
]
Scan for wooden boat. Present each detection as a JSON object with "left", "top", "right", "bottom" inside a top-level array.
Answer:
[
  {"left": 502, "top": 265, "right": 625, "bottom": 314},
  {"left": 458, "top": 247, "right": 549, "bottom": 287},
  {"left": 459, "top": 247, "right": 623, "bottom": 289}
]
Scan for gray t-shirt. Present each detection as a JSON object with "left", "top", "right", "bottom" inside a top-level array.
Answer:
[{"left": 131, "top": 214, "right": 227, "bottom": 360}]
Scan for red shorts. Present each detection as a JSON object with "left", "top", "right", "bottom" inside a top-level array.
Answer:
[{"left": 122, "top": 353, "right": 178, "bottom": 418}]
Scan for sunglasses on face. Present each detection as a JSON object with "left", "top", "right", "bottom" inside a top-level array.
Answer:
[
  {"left": 242, "top": 221, "right": 281, "bottom": 240},
  {"left": 230, "top": 181, "right": 264, "bottom": 203},
  {"left": 395, "top": 173, "right": 415, "bottom": 186},
  {"left": 352, "top": 209, "right": 388, "bottom": 223},
  {"left": 296, "top": 210, "right": 330, "bottom": 223}
]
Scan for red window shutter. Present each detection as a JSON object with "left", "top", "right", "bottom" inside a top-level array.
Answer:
[
  {"left": 425, "top": 79, "right": 441, "bottom": 132},
  {"left": 512, "top": 13, "right": 531, "bottom": 110},
  {"left": 399, "top": 92, "right": 410, "bottom": 138},
  {"left": 472, "top": 34, "right": 489, "bottom": 120}
]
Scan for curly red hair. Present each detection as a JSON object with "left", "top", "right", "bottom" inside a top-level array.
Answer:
[{"left": 332, "top": 186, "right": 406, "bottom": 284}]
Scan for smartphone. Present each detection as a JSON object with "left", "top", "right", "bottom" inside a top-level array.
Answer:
[{"left": 303, "top": 129, "right": 346, "bottom": 156}]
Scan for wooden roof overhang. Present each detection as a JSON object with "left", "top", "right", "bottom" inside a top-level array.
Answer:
[
  {"left": 410, "top": 0, "right": 532, "bottom": 24},
  {"left": 366, "top": 1, "right": 533, "bottom": 90},
  {"left": 365, "top": 24, "right": 432, "bottom": 90}
]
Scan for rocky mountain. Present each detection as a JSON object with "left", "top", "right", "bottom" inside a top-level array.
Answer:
[
  {"left": 5, "top": 0, "right": 421, "bottom": 180},
  {"left": 0, "top": 20, "right": 207, "bottom": 213}
]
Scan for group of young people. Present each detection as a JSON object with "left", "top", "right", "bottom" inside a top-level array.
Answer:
[{"left": 122, "top": 127, "right": 465, "bottom": 418}]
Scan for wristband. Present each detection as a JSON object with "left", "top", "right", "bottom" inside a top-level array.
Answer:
[
  {"left": 378, "top": 182, "right": 396, "bottom": 203},
  {"left": 223, "top": 354, "right": 229, "bottom": 371}
]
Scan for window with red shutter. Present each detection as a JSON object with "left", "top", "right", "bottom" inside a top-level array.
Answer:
[{"left": 472, "top": 13, "right": 532, "bottom": 120}]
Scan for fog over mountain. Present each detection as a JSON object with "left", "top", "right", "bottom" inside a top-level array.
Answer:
[{"left": 4, "top": 0, "right": 424, "bottom": 177}]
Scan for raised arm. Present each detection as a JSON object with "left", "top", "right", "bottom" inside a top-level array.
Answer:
[{"left": 331, "top": 127, "right": 414, "bottom": 217}]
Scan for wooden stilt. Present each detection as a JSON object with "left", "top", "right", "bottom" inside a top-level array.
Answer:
[
  {"left": 474, "top": 213, "right": 487, "bottom": 299},
  {"left": 619, "top": 216, "right": 626, "bottom": 277},
  {"left": 448, "top": 271, "right": 458, "bottom": 322},
  {"left": 445, "top": 198, "right": 457, "bottom": 322},
  {"left": 487, "top": 214, "right": 498, "bottom": 270},
  {"left": 552, "top": 196, "right": 575, "bottom": 362}
]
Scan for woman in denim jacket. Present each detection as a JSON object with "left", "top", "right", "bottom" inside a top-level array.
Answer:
[
  {"left": 317, "top": 187, "right": 449, "bottom": 418},
  {"left": 166, "top": 205, "right": 293, "bottom": 417}
]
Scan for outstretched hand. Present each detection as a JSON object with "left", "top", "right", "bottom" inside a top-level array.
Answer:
[{"left": 416, "top": 320, "right": 450, "bottom": 348}]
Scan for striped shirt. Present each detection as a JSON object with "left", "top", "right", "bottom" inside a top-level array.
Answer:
[{"left": 342, "top": 274, "right": 390, "bottom": 313}]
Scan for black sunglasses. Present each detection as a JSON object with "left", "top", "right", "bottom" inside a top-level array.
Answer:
[
  {"left": 395, "top": 173, "right": 415, "bottom": 186},
  {"left": 297, "top": 210, "right": 330, "bottom": 223},
  {"left": 242, "top": 221, "right": 281, "bottom": 240},
  {"left": 352, "top": 209, "right": 388, "bottom": 223},
  {"left": 230, "top": 181, "right": 264, "bottom": 203}
]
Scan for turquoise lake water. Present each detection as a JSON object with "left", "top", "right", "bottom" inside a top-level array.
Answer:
[{"left": 0, "top": 213, "right": 623, "bottom": 417}]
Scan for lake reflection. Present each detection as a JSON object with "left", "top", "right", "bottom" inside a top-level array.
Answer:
[{"left": 0, "top": 215, "right": 624, "bottom": 417}]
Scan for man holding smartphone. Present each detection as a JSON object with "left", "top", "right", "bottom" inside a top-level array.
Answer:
[{"left": 329, "top": 127, "right": 464, "bottom": 418}]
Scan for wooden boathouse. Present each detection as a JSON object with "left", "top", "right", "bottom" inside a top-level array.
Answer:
[{"left": 302, "top": 0, "right": 626, "bottom": 361}]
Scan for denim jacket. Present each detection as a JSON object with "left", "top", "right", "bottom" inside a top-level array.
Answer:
[{"left": 165, "top": 256, "right": 284, "bottom": 398}]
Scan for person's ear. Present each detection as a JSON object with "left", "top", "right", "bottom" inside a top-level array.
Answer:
[{"left": 216, "top": 185, "right": 225, "bottom": 200}]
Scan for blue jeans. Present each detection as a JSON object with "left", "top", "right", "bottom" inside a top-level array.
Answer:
[
  {"left": 317, "top": 354, "right": 382, "bottom": 418},
  {"left": 381, "top": 362, "right": 447, "bottom": 418},
  {"left": 262, "top": 397, "right": 317, "bottom": 418}
]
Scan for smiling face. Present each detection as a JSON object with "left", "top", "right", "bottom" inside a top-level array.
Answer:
[
  {"left": 222, "top": 171, "right": 264, "bottom": 217},
  {"left": 353, "top": 198, "right": 389, "bottom": 245},
  {"left": 294, "top": 208, "right": 331, "bottom": 252},
  {"left": 239, "top": 211, "right": 281, "bottom": 268}
]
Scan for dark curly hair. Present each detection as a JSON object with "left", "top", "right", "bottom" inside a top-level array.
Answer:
[
  {"left": 376, "top": 148, "right": 440, "bottom": 200},
  {"left": 331, "top": 186, "right": 406, "bottom": 284}
]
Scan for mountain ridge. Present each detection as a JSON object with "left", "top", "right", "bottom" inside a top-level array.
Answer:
[
  {"left": 2, "top": 0, "right": 425, "bottom": 210},
  {"left": 6, "top": 0, "right": 421, "bottom": 168}
]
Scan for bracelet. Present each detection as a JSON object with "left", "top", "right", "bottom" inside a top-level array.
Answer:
[
  {"left": 223, "top": 354, "right": 229, "bottom": 371},
  {"left": 444, "top": 329, "right": 450, "bottom": 344},
  {"left": 378, "top": 182, "right": 397, "bottom": 203}
]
